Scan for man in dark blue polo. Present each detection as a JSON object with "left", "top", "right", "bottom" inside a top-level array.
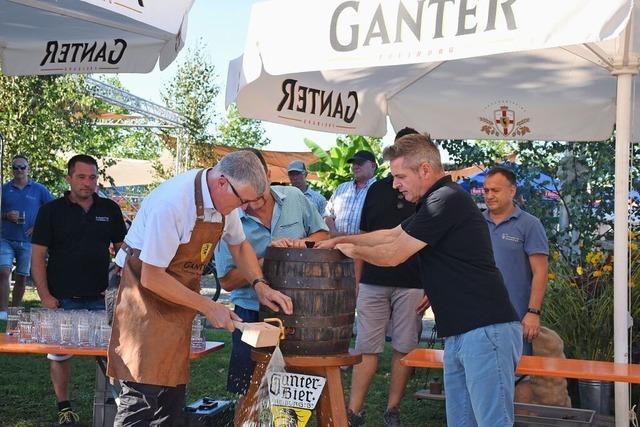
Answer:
[
  {"left": 31, "top": 154, "right": 127, "bottom": 425},
  {"left": 483, "top": 167, "right": 549, "bottom": 402},
  {"left": 0, "top": 155, "right": 53, "bottom": 318}
]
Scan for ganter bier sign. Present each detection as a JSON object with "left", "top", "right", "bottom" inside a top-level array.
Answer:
[{"left": 269, "top": 372, "right": 326, "bottom": 427}]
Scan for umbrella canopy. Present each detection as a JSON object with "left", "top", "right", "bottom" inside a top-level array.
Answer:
[
  {"left": 227, "top": 0, "right": 639, "bottom": 140},
  {"left": 0, "top": 0, "right": 193, "bottom": 75},
  {"left": 229, "top": 1, "right": 640, "bottom": 424}
]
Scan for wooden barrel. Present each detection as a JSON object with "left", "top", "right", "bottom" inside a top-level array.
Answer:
[{"left": 260, "top": 246, "right": 355, "bottom": 355}]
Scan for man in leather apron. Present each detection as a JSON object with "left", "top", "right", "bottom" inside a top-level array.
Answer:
[{"left": 107, "top": 151, "right": 293, "bottom": 426}]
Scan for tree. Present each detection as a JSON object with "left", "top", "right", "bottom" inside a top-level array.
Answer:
[
  {"left": 440, "top": 136, "right": 640, "bottom": 262},
  {"left": 215, "top": 104, "right": 270, "bottom": 148},
  {"left": 305, "top": 135, "right": 385, "bottom": 197},
  {"left": 0, "top": 74, "right": 120, "bottom": 195}
]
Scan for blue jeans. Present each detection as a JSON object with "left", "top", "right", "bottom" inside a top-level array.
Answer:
[
  {"left": 58, "top": 297, "right": 105, "bottom": 311},
  {"left": 227, "top": 306, "right": 259, "bottom": 395},
  {"left": 0, "top": 239, "right": 31, "bottom": 276},
  {"left": 443, "top": 321, "right": 522, "bottom": 427}
]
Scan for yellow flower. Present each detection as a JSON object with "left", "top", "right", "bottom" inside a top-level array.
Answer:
[
  {"left": 576, "top": 266, "right": 584, "bottom": 276},
  {"left": 593, "top": 270, "right": 602, "bottom": 278},
  {"left": 548, "top": 272, "right": 556, "bottom": 280},
  {"left": 603, "top": 264, "right": 613, "bottom": 273},
  {"left": 552, "top": 250, "right": 560, "bottom": 261},
  {"left": 630, "top": 242, "right": 638, "bottom": 252},
  {"left": 629, "top": 280, "right": 636, "bottom": 288}
]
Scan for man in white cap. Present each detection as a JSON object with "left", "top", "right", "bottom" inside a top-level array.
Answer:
[{"left": 287, "top": 160, "right": 327, "bottom": 216}]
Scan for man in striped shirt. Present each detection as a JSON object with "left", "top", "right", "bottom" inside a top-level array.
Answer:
[{"left": 323, "top": 150, "right": 377, "bottom": 236}]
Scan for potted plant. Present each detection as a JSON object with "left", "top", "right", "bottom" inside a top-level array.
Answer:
[{"left": 542, "top": 231, "right": 640, "bottom": 414}]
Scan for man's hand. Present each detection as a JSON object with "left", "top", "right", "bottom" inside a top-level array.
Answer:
[
  {"left": 40, "top": 293, "right": 59, "bottom": 309},
  {"left": 416, "top": 292, "right": 431, "bottom": 315},
  {"left": 5, "top": 210, "right": 19, "bottom": 223},
  {"left": 522, "top": 313, "right": 541, "bottom": 342},
  {"left": 335, "top": 243, "right": 356, "bottom": 258},
  {"left": 255, "top": 282, "right": 293, "bottom": 315},
  {"left": 203, "top": 301, "right": 242, "bottom": 332},
  {"left": 314, "top": 238, "right": 340, "bottom": 250},
  {"left": 270, "top": 238, "right": 307, "bottom": 248}
]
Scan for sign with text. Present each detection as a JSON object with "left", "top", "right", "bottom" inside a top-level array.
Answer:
[{"left": 268, "top": 372, "right": 326, "bottom": 427}]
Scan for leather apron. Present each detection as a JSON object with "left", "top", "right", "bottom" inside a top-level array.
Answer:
[{"left": 107, "top": 169, "right": 223, "bottom": 387}]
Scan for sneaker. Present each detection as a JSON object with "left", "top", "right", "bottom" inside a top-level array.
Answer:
[
  {"left": 58, "top": 408, "right": 79, "bottom": 426},
  {"left": 347, "top": 409, "right": 365, "bottom": 427},
  {"left": 383, "top": 407, "right": 402, "bottom": 427}
]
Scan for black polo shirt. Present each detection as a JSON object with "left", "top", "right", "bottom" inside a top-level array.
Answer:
[
  {"left": 360, "top": 175, "right": 421, "bottom": 288},
  {"left": 401, "top": 176, "right": 518, "bottom": 337},
  {"left": 32, "top": 192, "right": 127, "bottom": 299}
]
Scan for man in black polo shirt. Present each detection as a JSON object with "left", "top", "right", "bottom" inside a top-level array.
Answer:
[
  {"left": 32, "top": 154, "right": 127, "bottom": 426},
  {"left": 319, "top": 134, "right": 521, "bottom": 427}
]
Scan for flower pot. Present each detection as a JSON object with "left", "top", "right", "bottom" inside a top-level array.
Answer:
[{"left": 577, "top": 379, "right": 612, "bottom": 415}]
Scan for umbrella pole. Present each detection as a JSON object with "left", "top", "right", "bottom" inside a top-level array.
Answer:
[{"left": 613, "top": 70, "right": 634, "bottom": 426}]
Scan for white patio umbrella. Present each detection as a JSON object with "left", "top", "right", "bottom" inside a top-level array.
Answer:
[
  {"left": 0, "top": 0, "right": 194, "bottom": 75},
  {"left": 228, "top": 1, "right": 639, "bottom": 423}
]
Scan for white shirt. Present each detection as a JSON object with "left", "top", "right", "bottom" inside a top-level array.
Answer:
[{"left": 115, "top": 169, "right": 245, "bottom": 268}]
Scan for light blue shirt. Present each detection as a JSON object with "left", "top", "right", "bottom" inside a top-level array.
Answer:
[
  {"left": 324, "top": 177, "right": 376, "bottom": 235},
  {"left": 303, "top": 186, "right": 327, "bottom": 217},
  {"left": 483, "top": 205, "right": 549, "bottom": 319},
  {"left": 1, "top": 179, "right": 53, "bottom": 242},
  {"left": 214, "top": 185, "right": 328, "bottom": 311}
]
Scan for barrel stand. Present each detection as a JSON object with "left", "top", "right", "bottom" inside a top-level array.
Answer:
[{"left": 236, "top": 350, "right": 362, "bottom": 426}]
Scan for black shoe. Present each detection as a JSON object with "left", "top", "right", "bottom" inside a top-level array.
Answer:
[
  {"left": 347, "top": 409, "right": 365, "bottom": 427},
  {"left": 383, "top": 407, "right": 402, "bottom": 427},
  {"left": 58, "top": 408, "right": 79, "bottom": 426}
]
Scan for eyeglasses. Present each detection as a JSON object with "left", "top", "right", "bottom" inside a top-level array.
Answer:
[
  {"left": 12, "top": 165, "right": 27, "bottom": 171},
  {"left": 222, "top": 175, "right": 263, "bottom": 205}
]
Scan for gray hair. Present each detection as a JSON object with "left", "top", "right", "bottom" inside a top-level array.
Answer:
[
  {"left": 214, "top": 150, "right": 268, "bottom": 195},
  {"left": 383, "top": 133, "right": 443, "bottom": 172}
]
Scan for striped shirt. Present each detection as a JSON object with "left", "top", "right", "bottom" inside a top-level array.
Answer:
[
  {"left": 324, "top": 177, "right": 377, "bottom": 235},
  {"left": 303, "top": 186, "right": 327, "bottom": 216}
]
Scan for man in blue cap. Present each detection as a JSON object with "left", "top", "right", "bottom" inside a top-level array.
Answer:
[
  {"left": 323, "top": 150, "right": 377, "bottom": 236},
  {"left": 287, "top": 160, "right": 327, "bottom": 216}
]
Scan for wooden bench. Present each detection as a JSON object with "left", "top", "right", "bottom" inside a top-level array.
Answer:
[{"left": 401, "top": 348, "right": 640, "bottom": 384}]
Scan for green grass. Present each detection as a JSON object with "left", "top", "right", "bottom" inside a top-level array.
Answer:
[{"left": 0, "top": 290, "right": 445, "bottom": 426}]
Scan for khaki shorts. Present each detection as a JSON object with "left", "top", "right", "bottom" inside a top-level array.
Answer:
[{"left": 354, "top": 284, "right": 424, "bottom": 354}]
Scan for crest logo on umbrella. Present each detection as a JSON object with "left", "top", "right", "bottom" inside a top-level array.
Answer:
[{"left": 480, "top": 102, "right": 531, "bottom": 138}]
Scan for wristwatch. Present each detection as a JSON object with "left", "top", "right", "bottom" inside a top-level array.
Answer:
[
  {"left": 527, "top": 307, "right": 541, "bottom": 315},
  {"left": 251, "top": 277, "right": 270, "bottom": 288}
]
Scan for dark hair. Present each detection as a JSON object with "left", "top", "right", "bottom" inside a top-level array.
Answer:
[
  {"left": 486, "top": 166, "right": 517, "bottom": 186},
  {"left": 394, "top": 127, "right": 419, "bottom": 141},
  {"left": 12, "top": 154, "right": 29, "bottom": 164},
  {"left": 240, "top": 148, "right": 268, "bottom": 174},
  {"left": 67, "top": 154, "right": 98, "bottom": 176}
]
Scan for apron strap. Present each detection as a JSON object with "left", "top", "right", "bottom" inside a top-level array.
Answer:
[{"left": 194, "top": 169, "right": 206, "bottom": 220}]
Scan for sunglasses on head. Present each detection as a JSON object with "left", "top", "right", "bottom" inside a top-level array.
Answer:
[{"left": 12, "top": 165, "right": 27, "bottom": 171}]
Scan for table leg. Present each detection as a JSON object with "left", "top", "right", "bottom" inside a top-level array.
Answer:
[{"left": 315, "top": 366, "right": 348, "bottom": 427}]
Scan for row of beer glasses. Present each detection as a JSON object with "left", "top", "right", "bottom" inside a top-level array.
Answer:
[{"left": 7, "top": 307, "right": 111, "bottom": 347}]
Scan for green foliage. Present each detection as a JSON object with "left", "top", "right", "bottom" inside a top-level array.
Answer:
[
  {"left": 440, "top": 135, "right": 640, "bottom": 263},
  {"left": 215, "top": 104, "right": 270, "bottom": 148},
  {"left": 0, "top": 74, "right": 122, "bottom": 194},
  {"left": 304, "top": 135, "right": 385, "bottom": 196}
]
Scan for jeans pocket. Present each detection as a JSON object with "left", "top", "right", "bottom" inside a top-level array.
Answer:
[{"left": 482, "top": 324, "right": 499, "bottom": 350}]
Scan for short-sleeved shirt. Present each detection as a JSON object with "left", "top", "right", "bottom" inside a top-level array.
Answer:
[
  {"left": 303, "top": 186, "right": 327, "bottom": 216},
  {"left": 31, "top": 193, "right": 127, "bottom": 298},
  {"left": 360, "top": 175, "right": 421, "bottom": 288},
  {"left": 483, "top": 206, "right": 549, "bottom": 319},
  {"left": 215, "top": 185, "right": 328, "bottom": 311},
  {"left": 1, "top": 179, "right": 53, "bottom": 241},
  {"left": 401, "top": 175, "right": 518, "bottom": 337},
  {"left": 115, "top": 168, "right": 245, "bottom": 268},
  {"left": 324, "top": 177, "right": 376, "bottom": 235}
]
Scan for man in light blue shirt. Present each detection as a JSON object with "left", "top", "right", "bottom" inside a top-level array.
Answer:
[
  {"left": 324, "top": 150, "right": 377, "bottom": 236},
  {"left": 215, "top": 150, "right": 329, "bottom": 395},
  {"left": 483, "top": 167, "right": 549, "bottom": 403},
  {"left": 0, "top": 155, "right": 53, "bottom": 317},
  {"left": 287, "top": 160, "right": 327, "bottom": 216}
]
